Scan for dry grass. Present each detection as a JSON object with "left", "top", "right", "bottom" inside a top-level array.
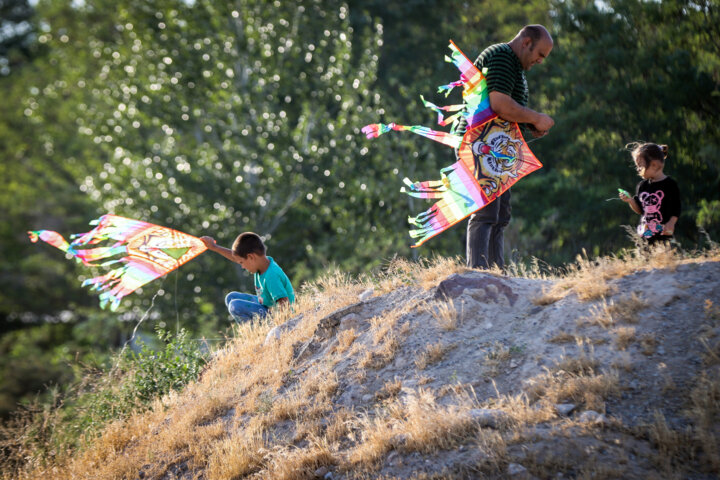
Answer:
[
  {"left": 347, "top": 389, "right": 479, "bottom": 470},
  {"left": 613, "top": 326, "right": 636, "bottom": 350},
  {"left": 359, "top": 334, "right": 400, "bottom": 370},
  {"left": 336, "top": 328, "right": 358, "bottom": 353},
  {"left": 549, "top": 331, "right": 577, "bottom": 343},
  {"left": 578, "top": 299, "right": 615, "bottom": 328},
  {"left": 426, "top": 299, "right": 460, "bottom": 331},
  {"left": 607, "top": 292, "right": 648, "bottom": 323},
  {"left": 262, "top": 437, "right": 337, "bottom": 480},
  {"left": 376, "top": 378, "right": 403, "bottom": 401},
  {"left": 415, "top": 341, "right": 452, "bottom": 370},
  {"left": 640, "top": 333, "right": 658, "bottom": 355},
  {"left": 526, "top": 367, "right": 619, "bottom": 414},
  {"left": 483, "top": 341, "right": 512, "bottom": 377}
]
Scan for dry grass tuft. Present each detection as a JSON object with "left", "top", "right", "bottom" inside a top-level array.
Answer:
[
  {"left": 526, "top": 368, "right": 619, "bottom": 413},
  {"left": 376, "top": 378, "right": 403, "bottom": 401},
  {"left": 607, "top": 292, "right": 648, "bottom": 323},
  {"left": 359, "top": 334, "right": 400, "bottom": 370},
  {"left": 549, "top": 331, "right": 577, "bottom": 344},
  {"left": 613, "top": 326, "right": 636, "bottom": 350},
  {"left": 262, "top": 437, "right": 337, "bottom": 480},
  {"left": 578, "top": 299, "right": 614, "bottom": 328},
  {"left": 532, "top": 287, "right": 566, "bottom": 306},
  {"left": 347, "top": 389, "right": 478, "bottom": 469},
  {"left": 426, "top": 299, "right": 460, "bottom": 331},
  {"left": 483, "top": 341, "right": 512, "bottom": 376},
  {"left": 648, "top": 410, "right": 693, "bottom": 474},
  {"left": 205, "top": 429, "right": 266, "bottom": 480},
  {"left": 415, "top": 341, "right": 452, "bottom": 370},
  {"left": 640, "top": 333, "right": 658, "bottom": 356},
  {"left": 336, "top": 328, "right": 358, "bottom": 354}
]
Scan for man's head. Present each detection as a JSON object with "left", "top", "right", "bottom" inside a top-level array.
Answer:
[
  {"left": 232, "top": 232, "right": 267, "bottom": 272},
  {"left": 510, "top": 25, "right": 553, "bottom": 71}
]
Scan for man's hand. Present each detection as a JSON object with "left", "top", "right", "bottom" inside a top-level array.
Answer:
[
  {"left": 533, "top": 113, "right": 554, "bottom": 132},
  {"left": 200, "top": 236, "right": 217, "bottom": 250}
]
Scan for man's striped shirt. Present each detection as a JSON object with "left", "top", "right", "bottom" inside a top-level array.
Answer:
[
  {"left": 455, "top": 43, "right": 529, "bottom": 137},
  {"left": 477, "top": 43, "right": 528, "bottom": 107}
]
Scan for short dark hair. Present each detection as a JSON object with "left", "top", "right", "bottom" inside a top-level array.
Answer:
[
  {"left": 519, "top": 25, "right": 549, "bottom": 45},
  {"left": 627, "top": 142, "right": 669, "bottom": 165},
  {"left": 232, "top": 232, "right": 266, "bottom": 258}
]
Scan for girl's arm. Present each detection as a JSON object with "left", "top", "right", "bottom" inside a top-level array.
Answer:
[
  {"left": 619, "top": 192, "right": 642, "bottom": 214},
  {"left": 663, "top": 216, "right": 678, "bottom": 235}
]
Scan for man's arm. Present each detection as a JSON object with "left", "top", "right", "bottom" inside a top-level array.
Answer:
[
  {"left": 489, "top": 91, "right": 554, "bottom": 133},
  {"left": 200, "top": 236, "right": 242, "bottom": 264}
]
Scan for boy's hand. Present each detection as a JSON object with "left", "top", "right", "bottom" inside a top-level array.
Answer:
[{"left": 200, "top": 236, "right": 217, "bottom": 249}]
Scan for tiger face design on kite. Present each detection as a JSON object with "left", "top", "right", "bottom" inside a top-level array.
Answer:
[{"left": 470, "top": 127, "right": 524, "bottom": 197}]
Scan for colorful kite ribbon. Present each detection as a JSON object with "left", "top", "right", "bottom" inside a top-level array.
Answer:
[
  {"left": 29, "top": 215, "right": 207, "bottom": 310},
  {"left": 362, "top": 40, "right": 542, "bottom": 247}
]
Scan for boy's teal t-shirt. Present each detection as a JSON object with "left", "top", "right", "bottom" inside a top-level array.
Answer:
[{"left": 254, "top": 256, "right": 295, "bottom": 307}]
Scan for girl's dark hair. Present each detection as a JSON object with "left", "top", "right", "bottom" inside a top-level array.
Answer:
[
  {"left": 232, "top": 232, "right": 266, "bottom": 258},
  {"left": 627, "top": 142, "right": 669, "bottom": 164}
]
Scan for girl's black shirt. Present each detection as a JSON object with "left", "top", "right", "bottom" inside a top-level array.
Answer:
[{"left": 633, "top": 176, "right": 681, "bottom": 238}]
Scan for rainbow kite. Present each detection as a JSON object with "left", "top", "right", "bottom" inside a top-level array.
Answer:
[
  {"left": 362, "top": 40, "right": 543, "bottom": 247},
  {"left": 29, "top": 215, "right": 207, "bottom": 310}
]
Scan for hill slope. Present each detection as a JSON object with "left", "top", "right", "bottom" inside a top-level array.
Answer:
[{"left": 23, "top": 253, "right": 720, "bottom": 479}]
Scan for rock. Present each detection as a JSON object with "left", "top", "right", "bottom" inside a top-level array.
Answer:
[
  {"left": 324, "top": 474, "right": 333, "bottom": 480},
  {"left": 264, "top": 314, "right": 303, "bottom": 345},
  {"left": 483, "top": 320, "right": 493, "bottom": 329},
  {"left": 507, "top": 462, "right": 530, "bottom": 479},
  {"left": 468, "top": 408, "right": 509, "bottom": 429},
  {"left": 578, "top": 410, "right": 608, "bottom": 425},
  {"left": 554, "top": 403, "right": 576, "bottom": 416},
  {"left": 362, "top": 394, "right": 374, "bottom": 403},
  {"left": 314, "top": 466, "right": 329, "bottom": 478},
  {"left": 435, "top": 273, "right": 518, "bottom": 306},
  {"left": 510, "top": 359, "right": 519, "bottom": 368},
  {"left": 339, "top": 313, "right": 363, "bottom": 332},
  {"left": 359, "top": 288, "right": 374, "bottom": 302}
]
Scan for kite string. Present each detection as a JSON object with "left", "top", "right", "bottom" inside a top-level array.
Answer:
[{"left": 109, "top": 279, "right": 166, "bottom": 375}]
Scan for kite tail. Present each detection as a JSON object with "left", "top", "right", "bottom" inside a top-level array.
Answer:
[
  {"left": 362, "top": 123, "right": 462, "bottom": 149},
  {"left": 28, "top": 230, "right": 71, "bottom": 253},
  {"left": 402, "top": 163, "right": 481, "bottom": 247}
]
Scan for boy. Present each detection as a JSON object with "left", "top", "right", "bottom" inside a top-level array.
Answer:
[{"left": 200, "top": 232, "right": 295, "bottom": 323}]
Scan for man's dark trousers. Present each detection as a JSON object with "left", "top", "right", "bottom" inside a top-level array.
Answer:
[{"left": 466, "top": 189, "right": 511, "bottom": 269}]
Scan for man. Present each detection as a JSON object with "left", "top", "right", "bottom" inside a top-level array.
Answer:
[{"left": 457, "top": 25, "right": 555, "bottom": 269}]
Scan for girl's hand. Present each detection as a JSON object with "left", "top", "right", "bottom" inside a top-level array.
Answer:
[{"left": 619, "top": 192, "right": 632, "bottom": 203}]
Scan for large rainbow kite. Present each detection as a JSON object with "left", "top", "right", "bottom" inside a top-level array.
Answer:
[
  {"left": 362, "top": 40, "right": 543, "bottom": 247},
  {"left": 29, "top": 215, "right": 207, "bottom": 310}
]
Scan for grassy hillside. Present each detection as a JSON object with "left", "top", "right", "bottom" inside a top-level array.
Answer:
[{"left": 4, "top": 245, "right": 720, "bottom": 479}]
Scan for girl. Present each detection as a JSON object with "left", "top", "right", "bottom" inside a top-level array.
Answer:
[{"left": 619, "top": 142, "right": 681, "bottom": 245}]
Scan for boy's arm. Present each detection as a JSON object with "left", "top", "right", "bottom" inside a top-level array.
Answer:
[{"left": 200, "top": 236, "right": 241, "bottom": 264}]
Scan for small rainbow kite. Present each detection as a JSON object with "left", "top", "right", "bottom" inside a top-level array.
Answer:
[
  {"left": 29, "top": 215, "right": 207, "bottom": 310},
  {"left": 362, "top": 40, "right": 543, "bottom": 247}
]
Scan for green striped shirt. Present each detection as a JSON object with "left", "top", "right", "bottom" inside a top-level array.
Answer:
[
  {"left": 477, "top": 43, "right": 528, "bottom": 106},
  {"left": 454, "top": 43, "right": 529, "bottom": 138}
]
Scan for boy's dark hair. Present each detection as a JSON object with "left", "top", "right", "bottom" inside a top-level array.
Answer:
[
  {"left": 627, "top": 142, "right": 669, "bottom": 165},
  {"left": 232, "top": 232, "right": 266, "bottom": 258}
]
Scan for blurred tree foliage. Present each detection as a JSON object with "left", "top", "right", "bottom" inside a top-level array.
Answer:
[{"left": 0, "top": 0, "right": 718, "bottom": 417}]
